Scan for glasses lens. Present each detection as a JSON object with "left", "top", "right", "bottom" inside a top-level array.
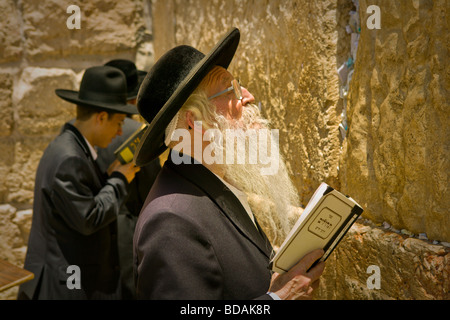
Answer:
[{"left": 232, "top": 79, "right": 242, "bottom": 100}]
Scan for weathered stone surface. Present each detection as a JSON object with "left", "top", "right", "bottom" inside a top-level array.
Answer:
[
  {"left": 6, "top": 66, "right": 80, "bottom": 204},
  {"left": 339, "top": 0, "right": 450, "bottom": 242},
  {"left": 0, "top": 204, "right": 26, "bottom": 300},
  {"left": 5, "top": 138, "right": 49, "bottom": 204},
  {"left": 153, "top": 0, "right": 449, "bottom": 300},
  {"left": 0, "top": 0, "right": 152, "bottom": 299},
  {"left": 21, "top": 0, "right": 145, "bottom": 62},
  {"left": 0, "top": 0, "right": 23, "bottom": 63},
  {"left": 0, "top": 204, "right": 22, "bottom": 259},
  {"left": 0, "top": 73, "right": 14, "bottom": 137},
  {"left": 0, "top": 0, "right": 447, "bottom": 300},
  {"left": 317, "top": 221, "right": 450, "bottom": 300},
  {"left": 153, "top": 0, "right": 345, "bottom": 204},
  {"left": 0, "top": 138, "right": 15, "bottom": 203},
  {"left": 12, "top": 209, "right": 33, "bottom": 246},
  {"left": 15, "top": 67, "right": 78, "bottom": 136}
]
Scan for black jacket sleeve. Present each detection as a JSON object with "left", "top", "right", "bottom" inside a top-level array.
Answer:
[{"left": 51, "top": 155, "right": 129, "bottom": 236}]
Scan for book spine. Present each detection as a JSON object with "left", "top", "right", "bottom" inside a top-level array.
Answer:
[
  {"left": 320, "top": 205, "right": 363, "bottom": 262},
  {"left": 323, "top": 185, "right": 334, "bottom": 196}
]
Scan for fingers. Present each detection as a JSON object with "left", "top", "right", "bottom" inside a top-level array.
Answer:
[
  {"left": 126, "top": 162, "right": 141, "bottom": 177},
  {"left": 269, "top": 249, "right": 326, "bottom": 300},
  {"left": 311, "top": 278, "right": 320, "bottom": 291},
  {"left": 305, "top": 278, "right": 321, "bottom": 299},
  {"left": 125, "top": 162, "right": 140, "bottom": 170},
  {"left": 107, "top": 159, "right": 121, "bottom": 175},
  {"left": 111, "top": 162, "right": 141, "bottom": 183},
  {"left": 291, "top": 249, "right": 324, "bottom": 274},
  {"left": 307, "top": 261, "right": 325, "bottom": 281},
  {"left": 286, "top": 249, "right": 325, "bottom": 288}
]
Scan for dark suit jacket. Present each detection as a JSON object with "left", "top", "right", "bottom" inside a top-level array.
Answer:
[
  {"left": 96, "top": 117, "right": 161, "bottom": 218},
  {"left": 96, "top": 117, "right": 161, "bottom": 299},
  {"left": 133, "top": 153, "right": 274, "bottom": 299},
  {"left": 18, "top": 123, "right": 129, "bottom": 299}
]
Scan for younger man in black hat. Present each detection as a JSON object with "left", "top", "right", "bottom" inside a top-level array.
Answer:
[
  {"left": 18, "top": 66, "right": 140, "bottom": 299},
  {"left": 97, "top": 59, "right": 161, "bottom": 300}
]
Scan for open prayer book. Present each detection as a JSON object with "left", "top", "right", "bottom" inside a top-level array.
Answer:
[
  {"left": 114, "top": 123, "right": 148, "bottom": 164},
  {"left": 270, "top": 183, "right": 363, "bottom": 274}
]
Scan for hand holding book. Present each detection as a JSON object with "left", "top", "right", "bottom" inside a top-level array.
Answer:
[
  {"left": 114, "top": 123, "right": 148, "bottom": 164},
  {"left": 268, "top": 249, "right": 325, "bottom": 300},
  {"left": 107, "top": 160, "right": 141, "bottom": 183},
  {"left": 270, "top": 183, "right": 363, "bottom": 274},
  {"left": 266, "top": 183, "right": 363, "bottom": 299}
]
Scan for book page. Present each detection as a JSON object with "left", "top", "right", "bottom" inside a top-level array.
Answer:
[{"left": 278, "top": 182, "right": 330, "bottom": 247}]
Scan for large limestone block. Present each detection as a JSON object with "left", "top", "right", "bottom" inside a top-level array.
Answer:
[
  {"left": 12, "top": 209, "right": 33, "bottom": 246},
  {"left": 0, "top": 204, "right": 30, "bottom": 300},
  {"left": 14, "top": 67, "right": 77, "bottom": 136},
  {"left": 4, "top": 138, "right": 49, "bottom": 204},
  {"left": 0, "top": 139, "right": 15, "bottom": 203},
  {"left": 339, "top": 0, "right": 449, "bottom": 241},
  {"left": 21, "top": 0, "right": 145, "bottom": 62},
  {"left": 0, "top": 204, "right": 23, "bottom": 261},
  {"left": 0, "top": 73, "right": 14, "bottom": 137},
  {"left": 0, "top": 0, "right": 23, "bottom": 63},
  {"left": 153, "top": 0, "right": 344, "bottom": 203},
  {"left": 317, "top": 221, "right": 449, "bottom": 300}
]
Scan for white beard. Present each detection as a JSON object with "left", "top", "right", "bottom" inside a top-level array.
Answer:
[{"left": 213, "top": 104, "right": 301, "bottom": 247}]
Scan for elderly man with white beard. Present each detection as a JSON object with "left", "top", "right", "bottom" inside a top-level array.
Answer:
[{"left": 133, "top": 28, "right": 325, "bottom": 300}]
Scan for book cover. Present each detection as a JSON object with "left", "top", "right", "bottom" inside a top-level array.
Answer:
[
  {"left": 114, "top": 123, "right": 148, "bottom": 164},
  {"left": 270, "top": 182, "right": 363, "bottom": 274}
]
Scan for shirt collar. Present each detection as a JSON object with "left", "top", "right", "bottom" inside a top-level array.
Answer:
[{"left": 82, "top": 135, "right": 98, "bottom": 160}]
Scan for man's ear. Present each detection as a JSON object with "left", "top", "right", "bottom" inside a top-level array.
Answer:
[
  {"left": 185, "top": 111, "right": 195, "bottom": 130},
  {"left": 96, "top": 111, "right": 109, "bottom": 124},
  {"left": 185, "top": 111, "right": 205, "bottom": 133}
]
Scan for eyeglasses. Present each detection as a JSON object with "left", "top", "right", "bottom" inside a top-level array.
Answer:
[{"left": 207, "top": 79, "right": 243, "bottom": 101}]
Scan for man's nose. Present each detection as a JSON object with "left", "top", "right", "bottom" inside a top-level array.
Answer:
[{"left": 240, "top": 87, "right": 255, "bottom": 106}]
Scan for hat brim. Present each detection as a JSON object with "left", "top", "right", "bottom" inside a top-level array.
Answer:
[
  {"left": 56, "top": 89, "right": 138, "bottom": 115},
  {"left": 134, "top": 28, "right": 240, "bottom": 166}
]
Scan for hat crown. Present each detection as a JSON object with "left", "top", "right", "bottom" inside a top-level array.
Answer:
[
  {"left": 55, "top": 65, "right": 138, "bottom": 115},
  {"left": 104, "top": 59, "right": 139, "bottom": 96},
  {"left": 78, "top": 66, "right": 128, "bottom": 105},
  {"left": 137, "top": 46, "right": 205, "bottom": 124}
]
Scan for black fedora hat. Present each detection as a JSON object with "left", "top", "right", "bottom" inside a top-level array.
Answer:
[
  {"left": 55, "top": 66, "right": 138, "bottom": 115},
  {"left": 104, "top": 59, "right": 146, "bottom": 100},
  {"left": 134, "top": 28, "right": 240, "bottom": 166}
]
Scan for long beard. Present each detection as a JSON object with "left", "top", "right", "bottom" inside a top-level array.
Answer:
[{"left": 212, "top": 105, "right": 301, "bottom": 247}]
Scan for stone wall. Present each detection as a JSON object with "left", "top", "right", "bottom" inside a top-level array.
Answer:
[
  {"left": 340, "top": 0, "right": 449, "bottom": 242},
  {"left": 150, "top": 0, "right": 449, "bottom": 300},
  {"left": 0, "top": 0, "right": 153, "bottom": 299},
  {"left": 0, "top": 0, "right": 448, "bottom": 300},
  {"left": 154, "top": 0, "right": 349, "bottom": 201},
  {"left": 319, "top": 219, "right": 449, "bottom": 300}
]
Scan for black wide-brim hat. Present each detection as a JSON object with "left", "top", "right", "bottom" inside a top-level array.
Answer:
[
  {"left": 134, "top": 28, "right": 240, "bottom": 166},
  {"left": 132, "top": 70, "right": 147, "bottom": 100},
  {"left": 104, "top": 59, "right": 147, "bottom": 100},
  {"left": 55, "top": 66, "right": 138, "bottom": 115}
]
